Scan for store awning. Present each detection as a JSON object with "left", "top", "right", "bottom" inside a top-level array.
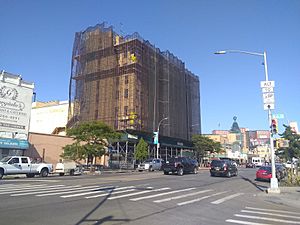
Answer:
[{"left": 0, "top": 138, "right": 29, "bottom": 149}]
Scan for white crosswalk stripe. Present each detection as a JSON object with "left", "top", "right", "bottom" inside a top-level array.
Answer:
[
  {"left": 0, "top": 183, "right": 250, "bottom": 208},
  {"left": 61, "top": 186, "right": 133, "bottom": 198},
  {"left": 211, "top": 193, "right": 244, "bottom": 204},
  {"left": 37, "top": 185, "right": 102, "bottom": 197},
  {"left": 177, "top": 191, "right": 227, "bottom": 206},
  {"left": 108, "top": 187, "right": 171, "bottom": 200},
  {"left": 1, "top": 185, "right": 66, "bottom": 195},
  {"left": 130, "top": 187, "right": 196, "bottom": 201},
  {"left": 153, "top": 189, "right": 213, "bottom": 203},
  {"left": 226, "top": 206, "right": 300, "bottom": 225}
]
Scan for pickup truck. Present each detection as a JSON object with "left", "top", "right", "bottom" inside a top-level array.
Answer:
[{"left": 0, "top": 156, "right": 53, "bottom": 179}]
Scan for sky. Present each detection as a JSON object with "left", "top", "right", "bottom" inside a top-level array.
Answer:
[{"left": 1, "top": 0, "right": 299, "bottom": 134}]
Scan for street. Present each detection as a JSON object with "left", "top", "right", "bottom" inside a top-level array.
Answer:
[{"left": 0, "top": 168, "right": 299, "bottom": 225}]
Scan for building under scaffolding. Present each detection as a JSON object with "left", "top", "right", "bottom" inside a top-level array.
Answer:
[{"left": 68, "top": 22, "right": 201, "bottom": 143}]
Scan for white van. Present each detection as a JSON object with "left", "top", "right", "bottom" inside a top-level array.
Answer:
[
  {"left": 252, "top": 157, "right": 263, "bottom": 167},
  {"left": 55, "top": 160, "right": 82, "bottom": 176}
]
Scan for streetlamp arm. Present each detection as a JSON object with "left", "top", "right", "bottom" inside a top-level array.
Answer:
[
  {"left": 157, "top": 117, "right": 168, "bottom": 131},
  {"left": 215, "top": 50, "right": 264, "bottom": 57}
]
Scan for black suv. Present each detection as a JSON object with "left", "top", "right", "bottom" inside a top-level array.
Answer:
[
  {"left": 162, "top": 157, "right": 198, "bottom": 176},
  {"left": 210, "top": 159, "right": 238, "bottom": 177}
]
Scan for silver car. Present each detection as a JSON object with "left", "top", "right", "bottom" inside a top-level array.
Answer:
[{"left": 138, "top": 158, "right": 163, "bottom": 172}]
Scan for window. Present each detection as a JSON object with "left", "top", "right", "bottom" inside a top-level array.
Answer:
[
  {"left": 124, "top": 106, "right": 128, "bottom": 115},
  {"left": 10, "top": 158, "right": 19, "bottom": 164},
  {"left": 124, "top": 89, "right": 128, "bottom": 98},
  {"left": 21, "top": 157, "right": 28, "bottom": 163},
  {"left": 125, "top": 76, "right": 128, "bottom": 84}
]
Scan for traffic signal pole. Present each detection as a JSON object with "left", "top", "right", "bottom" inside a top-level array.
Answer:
[{"left": 268, "top": 106, "right": 279, "bottom": 192}]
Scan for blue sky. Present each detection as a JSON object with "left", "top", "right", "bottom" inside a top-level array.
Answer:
[{"left": 1, "top": 0, "right": 299, "bottom": 134}]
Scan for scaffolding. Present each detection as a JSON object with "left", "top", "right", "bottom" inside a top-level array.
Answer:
[{"left": 68, "top": 22, "right": 201, "bottom": 141}]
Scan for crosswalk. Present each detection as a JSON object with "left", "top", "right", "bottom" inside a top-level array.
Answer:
[
  {"left": 0, "top": 183, "right": 244, "bottom": 207},
  {"left": 226, "top": 206, "right": 300, "bottom": 225}
]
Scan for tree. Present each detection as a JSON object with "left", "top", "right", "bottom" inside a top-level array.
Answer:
[
  {"left": 192, "top": 135, "right": 222, "bottom": 162},
  {"left": 278, "top": 125, "right": 300, "bottom": 160},
  {"left": 61, "top": 121, "right": 121, "bottom": 166},
  {"left": 134, "top": 138, "right": 148, "bottom": 163}
]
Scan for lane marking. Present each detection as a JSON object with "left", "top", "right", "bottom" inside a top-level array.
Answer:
[
  {"left": 108, "top": 187, "right": 170, "bottom": 200},
  {"left": 60, "top": 186, "right": 134, "bottom": 198},
  {"left": 85, "top": 189, "right": 139, "bottom": 199},
  {"left": 1, "top": 185, "right": 66, "bottom": 195},
  {"left": 36, "top": 185, "right": 101, "bottom": 196},
  {"left": 177, "top": 191, "right": 227, "bottom": 206},
  {"left": 241, "top": 210, "right": 300, "bottom": 220},
  {"left": 0, "top": 184, "right": 49, "bottom": 191},
  {"left": 211, "top": 193, "right": 244, "bottom": 204},
  {"left": 226, "top": 219, "right": 272, "bottom": 225},
  {"left": 11, "top": 185, "right": 81, "bottom": 196},
  {"left": 153, "top": 189, "right": 213, "bottom": 203},
  {"left": 245, "top": 207, "right": 300, "bottom": 215},
  {"left": 234, "top": 214, "right": 300, "bottom": 224},
  {"left": 130, "top": 187, "right": 196, "bottom": 201}
]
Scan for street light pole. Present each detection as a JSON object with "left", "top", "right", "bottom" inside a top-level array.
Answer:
[
  {"left": 215, "top": 50, "right": 279, "bottom": 193},
  {"left": 157, "top": 117, "right": 168, "bottom": 158}
]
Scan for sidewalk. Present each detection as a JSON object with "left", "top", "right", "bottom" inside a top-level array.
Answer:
[{"left": 261, "top": 186, "right": 300, "bottom": 209}]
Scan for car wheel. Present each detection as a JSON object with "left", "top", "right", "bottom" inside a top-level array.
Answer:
[
  {"left": 148, "top": 166, "right": 153, "bottom": 172},
  {"left": 227, "top": 171, "right": 231, "bottom": 177},
  {"left": 70, "top": 170, "right": 75, "bottom": 176},
  {"left": 177, "top": 167, "right": 184, "bottom": 176},
  {"left": 40, "top": 168, "right": 49, "bottom": 177},
  {"left": 163, "top": 171, "right": 169, "bottom": 175},
  {"left": 210, "top": 172, "right": 215, "bottom": 177},
  {"left": 0, "top": 169, "right": 4, "bottom": 179}
]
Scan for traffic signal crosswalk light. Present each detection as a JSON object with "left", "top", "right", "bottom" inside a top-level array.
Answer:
[{"left": 271, "top": 118, "right": 278, "bottom": 134}]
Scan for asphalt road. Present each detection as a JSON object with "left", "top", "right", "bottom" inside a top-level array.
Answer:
[{"left": 0, "top": 168, "right": 299, "bottom": 225}]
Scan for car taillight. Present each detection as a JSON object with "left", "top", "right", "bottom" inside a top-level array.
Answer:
[{"left": 224, "top": 166, "right": 227, "bottom": 171}]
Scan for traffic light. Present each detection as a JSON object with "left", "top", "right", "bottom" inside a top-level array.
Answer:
[
  {"left": 153, "top": 131, "right": 158, "bottom": 144},
  {"left": 271, "top": 118, "right": 278, "bottom": 134}
]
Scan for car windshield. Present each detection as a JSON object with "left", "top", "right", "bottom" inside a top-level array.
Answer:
[
  {"left": 167, "top": 157, "right": 180, "bottom": 163},
  {"left": 0, "top": 156, "right": 12, "bottom": 163},
  {"left": 259, "top": 166, "right": 271, "bottom": 172},
  {"left": 211, "top": 160, "right": 225, "bottom": 167}
]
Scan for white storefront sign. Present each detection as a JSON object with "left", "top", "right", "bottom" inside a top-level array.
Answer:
[{"left": 0, "top": 72, "right": 34, "bottom": 140}]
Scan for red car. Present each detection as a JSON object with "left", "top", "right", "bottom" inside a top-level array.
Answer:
[{"left": 256, "top": 166, "right": 272, "bottom": 181}]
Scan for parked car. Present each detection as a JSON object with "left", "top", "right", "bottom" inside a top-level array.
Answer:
[
  {"left": 138, "top": 158, "right": 163, "bottom": 172},
  {"left": 246, "top": 162, "right": 255, "bottom": 168},
  {"left": 275, "top": 163, "right": 287, "bottom": 180},
  {"left": 0, "top": 156, "right": 53, "bottom": 179},
  {"left": 255, "top": 165, "right": 284, "bottom": 181},
  {"left": 162, "top": 157, "right": 198, "bottom": 176},
  {"left": 210, "top": 159, "right": 238, "bottom": 177},
  {"left": 54, "top": 160, "right": 83, "bottom": 176}
]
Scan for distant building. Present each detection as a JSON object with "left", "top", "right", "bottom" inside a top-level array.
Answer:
[
  {"left": 68, "top": 22, "right": 201, "bottom": 141},
  {"left": 30, "top": 100, "right": 70, "bottom": 135},
  {"left": 289, "top": 121, "right": 299, "bottom": 134},
  {"left": 0, "top": 70, "right": 34, "bottom": 158}
]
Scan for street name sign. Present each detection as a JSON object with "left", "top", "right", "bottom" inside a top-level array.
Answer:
[
  {"left": 272, "top": 114, "right": 284, "bottom": 119},
  {"left": 260, "top": 80, "right": 275, "bottom": 88}
]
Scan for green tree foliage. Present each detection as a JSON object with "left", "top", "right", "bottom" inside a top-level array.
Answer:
[
  {"left": 61, "top": 121, "right": 121, "bottom": 162},
  {"left": 278, "top": 125, "right": 300, "bottom": 160},
  {"left": 192, "top": 135, "right": 222, "bottom": 161},
  {"left": 134, "top": 138, "right": 148, "bottom": 162}
]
